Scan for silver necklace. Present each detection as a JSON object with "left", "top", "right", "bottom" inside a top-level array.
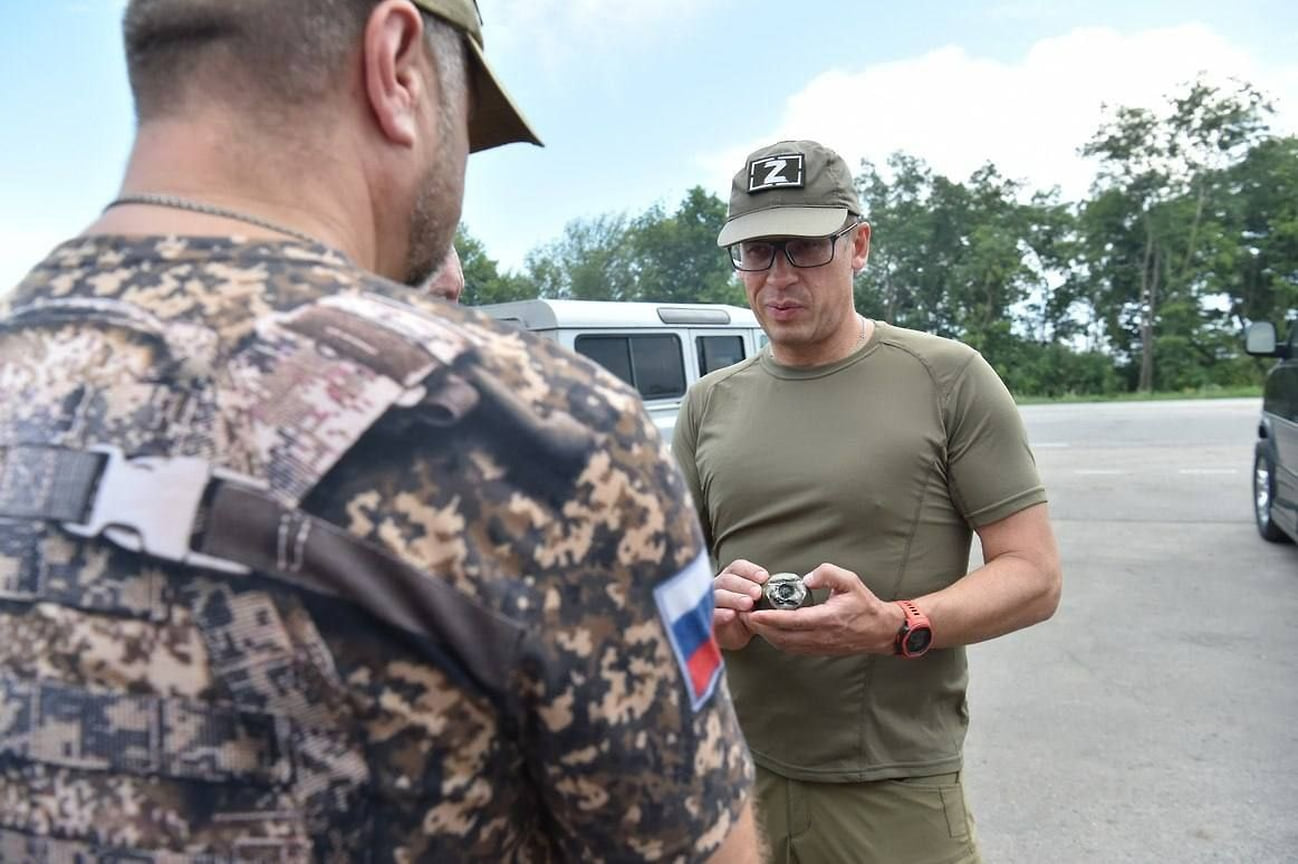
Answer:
[{"left": 105, "top": 193, "right": 328, "bottom": 248}]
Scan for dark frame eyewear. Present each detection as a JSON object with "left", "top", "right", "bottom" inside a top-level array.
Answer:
[{"left": 727, "top": 221, "right": 862, "bottom": 272}]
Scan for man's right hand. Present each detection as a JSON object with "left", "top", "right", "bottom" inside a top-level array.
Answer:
[{"left": 713, "top": 559, "right": 769, "bottom": 650}]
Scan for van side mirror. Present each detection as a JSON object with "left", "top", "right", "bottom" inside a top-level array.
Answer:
[{"left": 1245, "top": 321, "right": 1279, "bottom": 357}]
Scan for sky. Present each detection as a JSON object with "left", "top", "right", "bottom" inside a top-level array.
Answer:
[{"left": 3, "top": 0, "right": 1298, "bottom": 292}]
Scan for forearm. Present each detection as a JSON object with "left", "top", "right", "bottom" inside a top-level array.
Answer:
[
  {"left": 912, "top": 503, "right": 1062, "bottom": 650},
  {"left": 915, "top": 550, "right": 1060, "bottom": 650}
]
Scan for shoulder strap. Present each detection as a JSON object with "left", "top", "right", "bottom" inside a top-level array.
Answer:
[{"left": 224, "top": 291, "right": 479, "bottom": 507}]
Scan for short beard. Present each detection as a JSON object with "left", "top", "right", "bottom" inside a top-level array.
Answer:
[
  {"left": 402, "top": 27, "right": 465, "bottom": 288},
  {"left": 403, "top": 160, "right": 457, "bottom": 287}
]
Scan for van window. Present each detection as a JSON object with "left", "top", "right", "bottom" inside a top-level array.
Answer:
[
  {"left": 576, "top": 334, "right": 686, "bottom": 399},
  {"left": 697, "top": 335, "right": 746, "bottom": 375}
]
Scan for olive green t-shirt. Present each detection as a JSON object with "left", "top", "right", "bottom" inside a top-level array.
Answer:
[{"left": 672, "top": 322, "right": 1046, "bottom": 782}]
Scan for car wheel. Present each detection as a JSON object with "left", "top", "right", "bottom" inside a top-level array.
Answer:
[{"left": 1254, "top": 450, "right": 1292, "bottom": 543}]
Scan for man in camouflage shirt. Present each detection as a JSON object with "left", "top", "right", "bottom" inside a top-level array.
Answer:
[{"left": 0, "top": 1, "right": 759, "bottom": 861}]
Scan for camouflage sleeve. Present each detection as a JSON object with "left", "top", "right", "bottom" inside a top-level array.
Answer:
[
  {"left": 516, "top": 355, "right": 754, "bottom": 862},
  {"left": 309, "top": 306, "right": 755, "bottom": 861}
]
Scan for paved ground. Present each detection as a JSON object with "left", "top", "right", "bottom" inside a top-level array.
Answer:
[{"left": 964, "top": 399, "right": 1298, "bottom": 864}]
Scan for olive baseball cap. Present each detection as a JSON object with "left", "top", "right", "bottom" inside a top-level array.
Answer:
[
  {"left": 717, "top": 140, "right": 861, "bottom": 246},
  {"left": 412, "top": 0, "right": 541, "bottom": 152}
]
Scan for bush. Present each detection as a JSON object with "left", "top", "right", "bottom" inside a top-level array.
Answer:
[{"left": 988, "top": 339, "right": 1121, "bottom": 398}]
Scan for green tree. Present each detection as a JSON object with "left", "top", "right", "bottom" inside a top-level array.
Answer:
[
  {"left": 628, "top": 187, "right": 743, "bottom": 304},
  {"left": 456, "top": 226, "right": 535, "bottom": 305},
  {"left": 947, "top": 165, "right": 1058, "bottom": 364},
  {"left": 854, "top": 154, "right": 1080, "bottom": 389},
  {"left": 1079, "top": 77, "right": 1272, "bottom": 390},
  {"left": 523, "top": 214, "right": 637, "bottom": 300},
  {"left": 1217, "top": 135, "right": 1298, "bottom": 330},
  {"left": 517, "top": 188, "right": 744, "bottom": 305},
  {"left": 854, "top": 154, "right": 951, "bottom": 333}
]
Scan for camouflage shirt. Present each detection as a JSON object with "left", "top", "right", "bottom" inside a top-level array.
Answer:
[{"left": 0, "top": 236, "right": 754, "bottom": 863}]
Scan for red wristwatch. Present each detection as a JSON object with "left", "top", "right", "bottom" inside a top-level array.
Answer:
[{"left": 894, "top": 600, "right": 933, "bottom": 658}]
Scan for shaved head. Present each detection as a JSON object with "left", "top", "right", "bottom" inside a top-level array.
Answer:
[{"left": 123, "top": 0, "right": 464, "bottom": 125}]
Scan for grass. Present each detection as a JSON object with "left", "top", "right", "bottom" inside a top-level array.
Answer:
[{"left": 1015, "top": 385, "right": 1262, "bottom": 405}]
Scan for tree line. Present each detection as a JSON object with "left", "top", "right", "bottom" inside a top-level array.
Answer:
[{"left": 457, "top": 77, "right": 1298, "bottom": 397}]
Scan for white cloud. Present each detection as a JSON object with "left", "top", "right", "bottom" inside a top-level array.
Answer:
[{"left": 699, "top": 23, "right": 1298, "bottom": 203}]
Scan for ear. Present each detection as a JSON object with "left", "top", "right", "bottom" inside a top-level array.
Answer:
[
  {"left": 850, "top": 221, "right": 871, "bottom": 271},
  {"left": 362, "top": 0, "right": 429, "bottom": 147}
]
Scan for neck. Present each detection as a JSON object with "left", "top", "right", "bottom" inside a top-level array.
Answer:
[{"left": 86, "top": 116, "right": 403, "bottom": 280}]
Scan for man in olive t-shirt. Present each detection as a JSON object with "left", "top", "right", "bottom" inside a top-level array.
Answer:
[{"left": 672, "top": 140, "right": 1063, "bottom": 864}]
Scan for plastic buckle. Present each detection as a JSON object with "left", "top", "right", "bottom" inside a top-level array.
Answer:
[{"left": 61, "top": 445, "right": 262, "bottom": 575}]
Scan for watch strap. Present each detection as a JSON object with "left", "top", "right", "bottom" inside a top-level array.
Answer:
[{"left": 893, "top": 599, "right": 932, "bottom": 657}]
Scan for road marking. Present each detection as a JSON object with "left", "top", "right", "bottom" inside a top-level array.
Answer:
[
  {"left": 1035, "top": 442, "right": 1071, "bottom": 448},
  {"left": 1069, "top": 468, "right": 1241, "bottom": 476}
]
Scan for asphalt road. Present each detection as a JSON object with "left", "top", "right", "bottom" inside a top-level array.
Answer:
[{"left": 963, "top": 398, "right": 1298, "bottom": 864}]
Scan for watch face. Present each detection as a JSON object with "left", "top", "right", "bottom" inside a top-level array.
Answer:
[{"left": 905, "top": 627, "right": 933, "bottom": 655}]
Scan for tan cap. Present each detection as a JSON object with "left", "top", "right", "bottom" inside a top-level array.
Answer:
[
  {"left": 717, "top": 140, "right": 860, "bottom": 246},
  {"left": 412, "top": 0, "right": 541, "bottom": 152}
]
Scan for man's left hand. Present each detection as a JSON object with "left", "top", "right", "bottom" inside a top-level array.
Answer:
[{"left": 742, "top": 563, "right": 904, "bottom": 656}]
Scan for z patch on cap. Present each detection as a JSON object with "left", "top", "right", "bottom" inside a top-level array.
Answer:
[
  {"left": 654, "top": 551, "right": 724, "bottom": 712},
  {"left": 748, "top": 152, "right": 805, "bottom": 192}
]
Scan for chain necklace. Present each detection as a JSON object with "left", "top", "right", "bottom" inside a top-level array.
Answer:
[{"left": 104, "top": 193, "right": 329, "bottom": 248}]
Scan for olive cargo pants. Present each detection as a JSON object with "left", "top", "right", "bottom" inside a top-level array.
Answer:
[{"left": 756, "top": 764, "right": 983, "bottom": 864}]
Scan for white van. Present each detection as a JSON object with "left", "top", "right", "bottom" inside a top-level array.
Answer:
[{"left": 476, "top": 299, "right": 766, "bottom": 442}]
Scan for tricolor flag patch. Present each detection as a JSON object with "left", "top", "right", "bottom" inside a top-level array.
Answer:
[{"left": 654, "top": 552, "right": 724, "bottom": 712}]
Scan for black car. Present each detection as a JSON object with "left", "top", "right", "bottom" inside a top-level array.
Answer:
[{"left": 1245, "top": 321, "right": 1298, "bottom": 543}]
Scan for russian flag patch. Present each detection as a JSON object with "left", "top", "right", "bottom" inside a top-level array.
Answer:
[{"left": 654, "top": 552, "right": 724, "bottom": 712}]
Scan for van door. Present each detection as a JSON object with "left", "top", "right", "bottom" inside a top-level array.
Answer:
[
  {"left": 691, "top": 328, "right": 765, "bottom": 379},
  {"left": 695, "top": 331, "right": 746, "bottom": 376}
]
